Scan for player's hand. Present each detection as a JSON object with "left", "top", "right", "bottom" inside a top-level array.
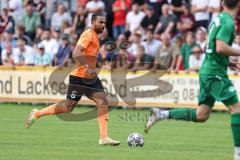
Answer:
[{"left": 229, "top": 60, "right": 240, "bottom": 71}]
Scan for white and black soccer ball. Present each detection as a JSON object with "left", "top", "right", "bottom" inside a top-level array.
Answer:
[{"left": 127, "top": 132, "right": 144, "bottom": 147}]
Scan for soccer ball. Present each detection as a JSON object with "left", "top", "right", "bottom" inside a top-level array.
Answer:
[{"left": 127, "top": 132, "right": 144, "bottom": 147}]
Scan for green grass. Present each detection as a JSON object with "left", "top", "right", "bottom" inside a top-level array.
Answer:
[{"left": 0, "top": 104, "right": 234, "bottom": 160}]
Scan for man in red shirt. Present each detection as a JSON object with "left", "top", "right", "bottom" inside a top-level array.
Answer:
[{"left": 112, "top": 0, "right": 131, "bottom": 39}]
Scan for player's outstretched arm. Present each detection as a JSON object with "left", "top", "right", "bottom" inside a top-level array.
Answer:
[{"left": 216, "top": 40, "right": 240, "bottom": 56}]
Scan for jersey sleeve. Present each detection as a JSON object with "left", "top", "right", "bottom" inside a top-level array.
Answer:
[
  {"left": 216, "top": 23, "right": 234, "bottom": 44},
  {"left": 77, "top": 31, "right": 93, "bottom": 49}
]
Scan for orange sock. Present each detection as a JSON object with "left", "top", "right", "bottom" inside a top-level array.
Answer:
[
  {"left": 35, "top": 103, "right": 69, "bottom": 118},
  {"left": 98, "top": 105, "right": 108, "bottom": 139}
]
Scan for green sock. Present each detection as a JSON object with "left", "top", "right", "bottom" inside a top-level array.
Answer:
[
  {"left": 231, "top": 113, "right": 240, "bottom": 147},
  {"left": 169, "top": 108, "right": 197, "bottom": 122}
]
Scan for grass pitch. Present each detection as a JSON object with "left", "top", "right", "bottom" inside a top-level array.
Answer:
[{"left": 0, "top": 104, "right": 234, "bottom": 160}]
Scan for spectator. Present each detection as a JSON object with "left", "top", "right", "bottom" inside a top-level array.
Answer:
[
  {"left": 72, "top": 6, "right": 86, "bottom": 36},
  {"left": 78, "top": 0, "right": 88, "bottom": 7},
  {"left": 45, "top": 0, "right": 58, "bottom": 28},
  {"left": 232, "top": 33, "right": 240, "bottom": 50},
  {"left": 148, "top": 0, "right": 167, "bottom": 18},
  {"left": 40, "top": 28, "right": 59, "bottom": 61},
  {"left": 191, "top": 0, "right": 209, "bottom": 30},
  {"left": 196, "top": 27, "right": 207, "bottom": 52},
  {"left": 189, "top": 45, "right": 205, "bottom": 72},
  {"left": 23, "top": 4, "right": 41, "bottom": 40},
  {"left": 61, "top": 20, "right": 72, "bottom": 35},
  {"left": 100, "top": 29, "right": 113, "bottom": 46},
  {"left": 8, "top": 0, "right": 23, "bottom": 25},
  {"left": 1, "top": 41, "right": 18, "bottom": 66},
  {"left": 153, "top": 33, "right": 175, "bottom": 70},
  {"left": 171, "top": 35, "right": 184, "bottom": 71},
  {"left": 0, "top": 8, "right": 15, "bottom": 34},
  {"left": 101, "top": 0, "right": 114, "bottom": 38},
  {"left": 126, "top": 3, "right": 145, "bottom": 33},
  {"left": 24, "top": 0, "right": 46, "bottom": 25},
  {"left": 132, "top": 45, "right": 153, "bottom": 71},
  {"left": 230, "top": 33, "right": 240, "bottom": 66},
  {"left": 176, "top": 6, "right": 195, "bottom": 34},
  {"left": 112, "top": 0, "right": 131, "bottom": 39},
  {"left": 142, "top": 29, "right": 161, "bottom": 60},
  {"left": 54, "top": 34, "right": 72, "bottom": 66},
  {"left": 52, "top": 27, "right": 61, "bottom": 43},
  {"left": 99, "top": 34, "right": 127, "bottom": 69},
  {"left": 13, "top": 25, "right": 32, "bottom": 46},
  {"left": 33, "top": 25, "right": 44, "bottom": 44},
  {"left": 176, "top": 32, "right": 196, "bottom": 71},
  {"left": 117, "top": 48, "right": 135, "bottom": 69},
  {"left": 34, "top": 43, "right": 51, "bottom": 66},
  {"left": 128, "top": 32, "right": 142, "bottom": 57},
  {"left": 140, "top": 5, "right": 158, "bottom": 31},
  {"left": 14, "top": 38, "right": 35, "bottom": 65},
  {"left": 154, "top": 4, "right": 177, "bottom": 36},
  {"left": 0, "top": 30, "right": 17, "bottom": 49},
  {"left": 169, "top": 0, "right": 188, "bottom": 19},
  {"left": 51, "top": 3, "right": 72, "bottom": 30},
  {"left": 86, "top": 0, "right": 105, "bottom": 27},
  {"left": 208, "top": 0, "right": 221, "bottom": 24}
]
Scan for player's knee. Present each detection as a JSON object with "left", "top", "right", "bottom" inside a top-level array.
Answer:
[
  {"left": 65, "top": 101, "right": 77, "bottom": 113},
  {"left": 230, "top": 104, "right": 240, "bottom": 114},
  {"left": 196, "top": 113, "right": 209, "bottom": 122},
  {"left": 97, "top": 98, "right": 108, "bottom": 106}
]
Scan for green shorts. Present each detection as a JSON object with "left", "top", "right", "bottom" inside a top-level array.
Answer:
[{"left": 198, "top": 74, "right": 239, "bottom": 108}]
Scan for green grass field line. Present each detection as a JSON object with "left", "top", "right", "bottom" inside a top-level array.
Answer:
[{"left": 0, "top": 104, "right": 234, "bottom": 160}]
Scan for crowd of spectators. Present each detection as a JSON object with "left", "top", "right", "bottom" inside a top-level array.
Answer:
[{"left": 0, "top": 0, "right": 240, "bottom": 73}]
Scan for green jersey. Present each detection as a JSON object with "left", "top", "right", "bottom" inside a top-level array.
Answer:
[{"left": 200, "top": 12, "right": 235, "bottom": 76}]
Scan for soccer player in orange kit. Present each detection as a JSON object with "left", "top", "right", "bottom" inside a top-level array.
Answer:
[{"left": 25, "top": 13, "right": 120, "bottom": 146}]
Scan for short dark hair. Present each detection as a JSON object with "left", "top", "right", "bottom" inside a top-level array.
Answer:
[
  {"left": 146, "top": 28, "right": 154, "bottom": 34},
  {"left": 224, "top": 0, "right": 239, "bottom": 9},
  {"left": 91, "top": 13, "right": 105, "bottom": 23}
]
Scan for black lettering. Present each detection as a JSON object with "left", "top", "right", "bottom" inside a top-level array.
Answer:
[
  {"left": 5, "top": 76, "right": 12, "bottom": 94},
  {"left": 26, "top": 81, "right": 34, "bottom": 94},
  {"left": 18, "top": 77, "right": 25, "bottom": 94},
  {"left": 43, "top": 77, "right": 50, "bottom": 94},
  {"left": 59, "top": 82, "right": 67, "bottom": 95},
  {"left": 0, "top": 80, "right": 3, "bottom": 93},
  {"left": 183, "top": 88, "right": 188, "bottom": 100},
  {"left": 51, "top": 82, "right": 58, "bottom": 95},
  {"left": 119, "top": 80, "right": 126, "bottom": 97},
  {"left": 35, "top": 81, "right": 42, "bottom": 95}
]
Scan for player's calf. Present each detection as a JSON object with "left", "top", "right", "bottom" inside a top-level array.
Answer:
[{"left": 228, "top": 103, "right": 240, "bottom": 160}]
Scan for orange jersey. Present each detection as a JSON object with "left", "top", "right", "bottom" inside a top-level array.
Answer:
[{"left": 70, "top": 28, "right": 100, "bottom": 78}]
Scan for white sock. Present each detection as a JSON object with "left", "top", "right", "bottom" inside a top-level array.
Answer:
[
  {"left": 235, "top": 147, "right": 240, "bottom": 160},
  {"left": 155, "top": 109, "right": 169, "bottom": 120}
]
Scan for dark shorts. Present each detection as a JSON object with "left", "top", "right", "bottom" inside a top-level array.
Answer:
[{"left": 66, "top": 75, "right": 105, "bottom": 101}]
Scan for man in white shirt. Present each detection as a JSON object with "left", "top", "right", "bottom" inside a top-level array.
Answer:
[
  {"left": 196, "top": 27, "right": 207, "bottom": 52},
  {"left": 189, "top": 45, "right": 205, "bottom": 72},
  {"left": 8, "top": 0, "right": 23, "bottom": 25},
  {"left": 127, "top": 32, "right": 142, "bottom": 57},
  {"left": 191, "top": 0, "right": 209, "bottom": 29},
  {"left": 208, "top": 0, "right": 221, "bottom": 23},
  {"left": 126, "top": 3, "right": 145, "bottom": 33},
  {"left": 51, "top": 3, "right": 72, "bottom": 29},
  {"left": 86, "top": 0, "right": 105, "bottom": 27},
  {"left": 39, "top": 29, "right": 59, "bottom": 61},
  {"left": 142, "top": 29, "right": 161, "bottom": 57},
  {"left": 1, "top": 41, "right": 18, "bottom": 66},
  {"left": 14, "top": 38, "right": 35, "bottom": 65}
]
